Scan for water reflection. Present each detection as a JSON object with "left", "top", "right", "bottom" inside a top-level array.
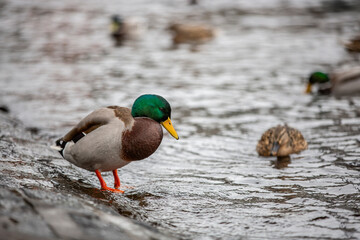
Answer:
[
  {"left": 271, "top": 156, "right": 291, "bottom": 169},
  {"left": 0, "top": 0, "right": 360, "bottom": 239}
]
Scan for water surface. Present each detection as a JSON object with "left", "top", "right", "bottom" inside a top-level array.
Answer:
[{"left": 0, "top": 0, "right": 360, "bottom": 239}]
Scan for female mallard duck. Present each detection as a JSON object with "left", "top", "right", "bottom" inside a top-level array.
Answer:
[
  {"left": 167, "top": 23, "right": 215, "bottom": 47},
  {"left": 256, "top": 125, "right": 307, "bottom": 157},
  {"left": 53, "top": 94, "right": 179, "bottom": 193},
  {"left": 305, "top": 67, "right": 360, "bottom": 96}
]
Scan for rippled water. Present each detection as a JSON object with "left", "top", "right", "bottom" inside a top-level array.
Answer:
[{"left": 1, "top": 0, "right": 360, "bottom": 239}]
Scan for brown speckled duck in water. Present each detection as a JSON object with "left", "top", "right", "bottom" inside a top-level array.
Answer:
[
  {"left": 53, "top": 94, "right": 179, "bottom": 193},
  {"left": 256, "top": 125, "right": 307, "bottom": 158},
  {"left": 305, "top": 67, "right": 360, "bottom": 97}
]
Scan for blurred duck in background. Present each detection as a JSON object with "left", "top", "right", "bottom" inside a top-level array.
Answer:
[
  {"left": 167, "top": 23, "right": 216, "bottom": 50},
  {"left": 189, "top": 0, "right": 198, "bottom": 5},
  {"left": 110, "top": 15, "right": 144, "bottom": 46},
  {"left": 305, "top": 66, "right": 360, "bottom": 96},
  {"left": 343, "top": 35, "right": 360, "bottom": 52},
  {"left": 256, "top": 125, "right": 308, "bottom": 158}
]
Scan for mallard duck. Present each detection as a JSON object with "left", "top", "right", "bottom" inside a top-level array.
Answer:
[
  {"left": 256, "top": 125, "right": 307, "bottom": 157},
  {"left": 344, "top": 35, "right": 360, "bottom": 52},
  {"left": 305, "top": 67, "right": 360, "bottom": 96},
  {"left": 167, "top": 23, "right": 215, "bottom": 47},
  {"left": 53, "top": 94, "right": 179, "bottom": 193},
  {"left": 189, "top": 0, "right": 198, "bottom": 5},
  {"left": 110, "top": 15, "right": 143, "bottom": 46}
]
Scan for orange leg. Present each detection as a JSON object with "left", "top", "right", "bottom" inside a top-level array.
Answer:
[
  {"left": 95, "top": 170, "right": 124, "bottom": 193},
  {"left": 112, "top": 170, "right": 134, "bottom": 189},
  {"left": 113, "top": 169, "right": 120, "bottom": 189}
]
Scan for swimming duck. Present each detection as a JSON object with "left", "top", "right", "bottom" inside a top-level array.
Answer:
[
  {"left": 110, "top": 15, "right": 143, "bottom": 46},
  {"left": 305, "top": 67, "right": 360, "bottom": 96},
  {"left": 167, "top": 23, "right": 215, "bottom": 48},
  {"left": 256, "top": 125, "right": 307, "bottom": 157},
  {"left": 53, "top": 94, "right": 179, "bottom": 193},
  {"left": 189, "top": 0, "right": 198, "bottom": 5}
]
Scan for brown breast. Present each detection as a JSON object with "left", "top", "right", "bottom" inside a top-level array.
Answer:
[{"left": 121, "top": 117, "right": 163, "bottom": 161}]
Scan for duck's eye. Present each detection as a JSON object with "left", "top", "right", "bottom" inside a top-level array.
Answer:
[{"left": 159, "top": 107, "right": 165, "bottom": 112}]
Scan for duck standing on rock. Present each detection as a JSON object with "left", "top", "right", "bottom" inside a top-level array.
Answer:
[
  {"left": 53, "top": 94, "right": 179, "bottom": 193},
  {"left": 305, "top": 67, "right": 360, "bottom": 96},
  {"left": 256, "top": 125, "right": 307, "bottom": 158}
]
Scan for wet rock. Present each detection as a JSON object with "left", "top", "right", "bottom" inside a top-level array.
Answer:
[{"left": 0, "top": 112, "right": 176, "bottom": 240}]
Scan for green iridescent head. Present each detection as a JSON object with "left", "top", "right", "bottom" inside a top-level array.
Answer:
[
  {"left": 131, "top": 94, "right": 179, "bottom": 140},
  {"left": 305, "top": 72, "right": 330, "bottom": 94},
  {"left": 131, "top": 94, "right": 171, "bottom": 122},
  {"left": 111, "top": 15, "right": 123, "bottom": 25},
  {"left": 309, "top": 72, "right": 330, "bottom": 84}
]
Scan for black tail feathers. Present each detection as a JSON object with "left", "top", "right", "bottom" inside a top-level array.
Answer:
[{"left": 55, "top": 138, "right": 66, "bottom": 157}]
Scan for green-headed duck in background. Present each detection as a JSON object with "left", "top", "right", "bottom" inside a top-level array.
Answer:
[{"left": 305, "top": 67, "right": 360, "bottom": 96}]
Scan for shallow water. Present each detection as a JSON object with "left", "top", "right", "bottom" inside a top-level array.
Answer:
[{"left": 1, "top": 0, "right": 360, "bottom": 239}]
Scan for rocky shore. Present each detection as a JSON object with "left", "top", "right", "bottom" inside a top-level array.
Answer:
[{"left": 0, "top": 110, "right": 175, "bottom": 240}]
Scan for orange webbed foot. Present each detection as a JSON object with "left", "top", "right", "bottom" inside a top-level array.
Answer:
[
  {"left": 101, "top": 186, "right": 124, "bottom": 193},
  {"left": 95, "top": 169, "right": 124, "bottom": 194}
]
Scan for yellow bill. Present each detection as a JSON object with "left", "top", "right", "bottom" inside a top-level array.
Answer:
[
  {"left": 305, "top": 83, "right": 312, "bottom": 94},
  {"left": 161, "top": 117, "right": 179, "bottom": 140},
  {"left": 110, "top": 23, "right": 119, "bottom": 32}
]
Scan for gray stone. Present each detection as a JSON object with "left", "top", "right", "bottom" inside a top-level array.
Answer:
[{"left": 0, "top": 112, "right": 176, "bottom": 240}]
